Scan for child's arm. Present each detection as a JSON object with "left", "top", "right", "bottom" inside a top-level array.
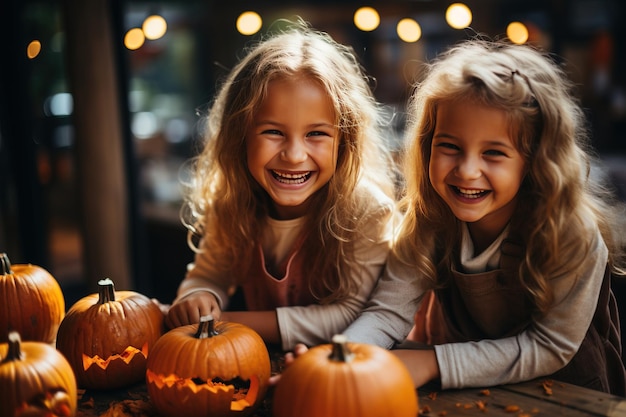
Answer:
[
  {"left": 166, "top": 242, "right": 234, "bottom": 328},
  {"left": 433, "top": 234, "right": 608, "bottom": 389},
  {"left": 392, "top": 348, "right": 440, "bottom": 387},
  {"left": 342, "top": 254, "right": 425, "bottom": 348},
  {"left": 273, "top": 210, "right": 396, "bottom": 351},
  {"left": 273, "top": 237, "right": 386, "bottom": 350},
  {"left": 220, "top": 311, "right": 281, "bottom": 345}
]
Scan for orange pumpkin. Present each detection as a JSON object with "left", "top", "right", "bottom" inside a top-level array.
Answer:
[
  {"left": 56, "top": 278, "right": 164, "bottom": 390},
  {"left": 0, "top": 331, "right": 77, "bottom": 417},
  {"left": 0, "top": 253, "right": 65, "bottom": 343},
  {"left": 273, "top": 334, "right": 418, "bottom": 417},
  {"left": 146, "top": 314, "right": 271, "bottom": 417}
]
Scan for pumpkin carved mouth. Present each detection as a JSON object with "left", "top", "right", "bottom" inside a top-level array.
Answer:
[
  {"left": 1, "top": 332, "right": 78, "bottom": 417},
  {"left": 146, "top": 315, "right": 271, "bottom": 417},
  {"left": 56, "top": 278, "right": 165, "bottom": 390},
  {"left": 16, "top": 391, "right": 73, "bottom": 417},
  {"left": 82, "top": 343, "right": 149, "bottom": 370},
  {"left": 146, "top": 371, "right": 260, "bottom": 411}
]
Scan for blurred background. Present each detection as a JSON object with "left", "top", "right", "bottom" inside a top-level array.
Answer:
[{"left": 1, "top": 0, "right": 625, "bottom": 307}]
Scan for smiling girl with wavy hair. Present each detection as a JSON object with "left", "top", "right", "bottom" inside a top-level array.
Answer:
[
  {"left": 343, "top": 38, "right": 626, "bottom": 395},
  {"left": 166, "top": 20, "right": 399, "bottom": 351}
]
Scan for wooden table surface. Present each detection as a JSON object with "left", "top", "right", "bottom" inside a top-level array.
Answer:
[
  {"left": 72, "top": 345, "right": 626, "bottom": 417},
  {"left": 75, "top": 374, "right": 626, "bottom": 417},
  {"left": 416, "top": 379, "right": 626, "bottom": 416}
]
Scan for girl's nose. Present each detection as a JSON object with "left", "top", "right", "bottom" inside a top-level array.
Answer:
[
  {"left": 280, "top": 138, "right": 308, "bottom": 163},
  {"left": 455, "top": 155, "right": 482, "bottom": 180}
]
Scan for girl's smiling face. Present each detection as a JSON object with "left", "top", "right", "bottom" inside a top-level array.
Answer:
[
  {"left": 429, "top": 99, "right": 527, "bottom": 246},
  {"left": 246, "top": 76, "right": 339, "bottom": 220}
]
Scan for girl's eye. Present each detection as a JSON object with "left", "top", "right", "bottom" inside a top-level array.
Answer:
[
  {"left": 484, "top": 149, "right": 507, "bottom": 157},
  {"left": 262, "top": 129, "right": 282, "bottom": 136},
  {"left": 435, "top": 142, "right": 459, "bottom": 151},
  {"left": 307, "top": 130, "right": 331, "bottom": 137},
  {"left": 306, "top": 131, "right": 336, "bottom": 143}
]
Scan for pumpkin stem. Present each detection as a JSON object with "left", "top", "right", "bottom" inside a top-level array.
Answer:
[
  {"left": 97, "top": 278, "right": 116, "bottom": 303},
  {"left": 329, "top": 334, "right": 354, "bottom": 363},
  {"left": 195, "top": 314, "right": 219, "bottom": 339},
  {"left": 2, "top": 331, "right": 24, "bottom": 363},
  {"left": 0, "top": 253, "right": 13, "bottom": 275}
]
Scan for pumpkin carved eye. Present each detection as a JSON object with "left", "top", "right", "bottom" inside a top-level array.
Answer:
[
  {"left": 56, "top": 278, "right": 164, "bottom": 390},
  {"left": 1, "top": 331, "right": 78, "bottom": 417},
  {"left": 146, "top": 315, "right": 271, "bottom": 417}
]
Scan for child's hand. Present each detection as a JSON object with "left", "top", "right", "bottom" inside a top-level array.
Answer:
[
  {"left": 165, "top": 292, "right": 222, "bottom": 329},
  {"left": 269, "top": 343, "right": 309, "bottom": 386}
]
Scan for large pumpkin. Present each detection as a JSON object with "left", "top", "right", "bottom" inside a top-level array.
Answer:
[
  {"left": 0, "top": 331, "right": 77, "bottom": 417},
  {"left": 146, "top": 314, "right": 271, "bottom": 417},
  {"left": 56, "top": 278, "right": 164, "bottom": 390},
  {"left": 0, "top": 253, "right": 65, "bottom": 343},
  {"left": 273, "top": 334, "right": 418, "bottom": 417}
]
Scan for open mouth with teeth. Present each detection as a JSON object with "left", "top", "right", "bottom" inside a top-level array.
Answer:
[
  {"left": 272, "top": 170, "right": 312, "bottom": 184},
  {"left": 453, "top": 186, "right": 490, "bottom": 199}
]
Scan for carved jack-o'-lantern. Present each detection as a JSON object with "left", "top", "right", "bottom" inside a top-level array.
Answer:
[
  {"left": 146, "top": 315, "right": 271, "bottom": 417},
  {"left": 273, "top": 334, "right": 419, "bottom": 417},
  {"left": 56, "top": 278, "right": 164, "bottom": 390},
  {"left": 0, "top": 253, "right": 65, "bottom": 344},
  {"left": 0, "top": 331, "right": 77, "bottom": 417}
]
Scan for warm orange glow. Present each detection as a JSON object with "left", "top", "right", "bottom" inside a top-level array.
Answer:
[
  {"left": 446, "top": 3, "right": 472, "bottom": 29},
  {"left": 146, "top": 370, "right": 260, "bottom": 411},
  {"left": 143, "top": 14, "right": 167, "bottom": 40},
  {"left": 507, "top": 21, "right": 529, "bottom": 44},
  {"left": 354, "top": 7, "right": 380, "bottom": 32},
  {"left": 124, "top": 28, "right": 145, "bottom": 50},
  {"left": 27, "top": 40, "right": 42, "bottom": 59},
  {"left": 15, "top": 391, "right": 72, "bottom": 417},
  {"left": 236, "top": 11, "right": 262, "bottom": 36},
  {"left": 397, "top": 18, "right": 422, "bottom": 43},
  {"left": 82, "top": 343, "right": 148, "bottom": 370}
]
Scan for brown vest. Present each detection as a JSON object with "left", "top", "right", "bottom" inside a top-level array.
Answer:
[{"left": 409, "top": 239, "right": 626, "bottom": 395}]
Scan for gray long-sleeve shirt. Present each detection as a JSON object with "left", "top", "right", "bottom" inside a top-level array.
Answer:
[
  {"left": 173, "top": 187, "right": 397, "bottom": 351},
  {"left": 344, "top": 224, "right": 608, "bottom": 389}
]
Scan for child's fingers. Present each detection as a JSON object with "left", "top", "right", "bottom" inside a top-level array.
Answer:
[
  {"left": 268, "top": 351, "right": 296, "bottom": 386},
  {"left": 293, "top": 343, "right": 309, "bottom": 357},
  {"left": 283, "top": 351, "right": 295, "bottom": 365},
  {"left": 268, "top": 374, "right": 282, "bottom": 386}
]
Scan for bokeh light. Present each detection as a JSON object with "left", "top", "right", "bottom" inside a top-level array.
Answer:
[
  {"left": 507, "top": 21, "right": 529, "bottom": 44},
  {"left": 354, "top": 7, "right": 380, "bottom": 32},
  {"left": 237, "top": 11, "right": 262, "bottom": 36},
  {"left": 27, "top": 40, "right": 42, "bottom": 59},
  {"left": 142, "top": 14, "right": 167, "bottom": 40},
  {"left": 44, "top": 93, "right": 73, "bottom": 117},
  {"left": 446, "top": 3, "right": 472, "bottom": 29},
  {"left": 397, "top": 18, "right": 421, "bottom": 43},
  {"left": 132, "top": 111, "right": 159, "bottom": 139},
  {"left": 124, "top": 28, "right": 145, "bottom": 50}
]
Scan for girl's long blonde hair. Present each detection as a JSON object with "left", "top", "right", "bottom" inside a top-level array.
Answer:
[
  {"left": 398, "top": 38, "right": 623, "bottom": 313},
  {"left": 182, "top": 20, "right": 397, "bottom": 302}
]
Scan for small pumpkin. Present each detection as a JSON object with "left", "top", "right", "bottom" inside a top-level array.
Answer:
[
  {"left": 273, "top": 334, "right": 419, "bottom": 417},
  {"left": 0, "top": 331, "right": 77, "bottom": 417},
  {"left": 0, "top": 252, "right": 65, "bottom": 343},
  {"left": 146, "top": 314, "right": 271, "bottom": 417},
  {"left": 56, "top": 278, "right": 164, "bottom": 390}
]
